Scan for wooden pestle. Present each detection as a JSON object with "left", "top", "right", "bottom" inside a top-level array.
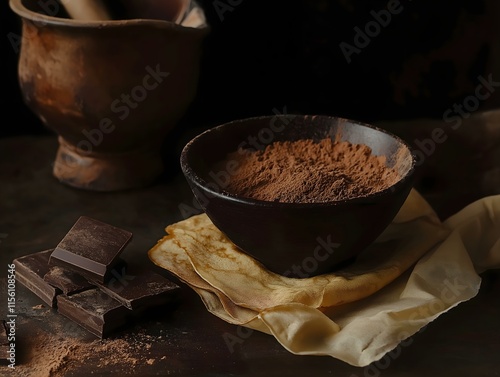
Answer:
[{"left": 60, "top": 0, "right": 111, "bottom": 21}]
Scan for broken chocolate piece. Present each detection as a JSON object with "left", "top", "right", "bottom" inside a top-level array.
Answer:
[
  {"left": 57, "top": 289, "right": 131, "bottom": 338},
  {"left": 43, "top": 266, "right": 94, "bottom": 296},
  {"left": 13, "top": 249, "right": 61, "bottom": 307},
  {"left": 93, "top": 268, "right": 180, "bottom": 310},
  {"left": 49, "top": 216, "right": 132, "bottom": 284}
]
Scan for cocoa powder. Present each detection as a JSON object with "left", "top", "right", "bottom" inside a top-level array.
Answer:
[
  {"left": 14, "top": 318, "right": 166, "bottom": 377},
  {"left": 223, "top": 138, "right": 400, "bottom": 203}
]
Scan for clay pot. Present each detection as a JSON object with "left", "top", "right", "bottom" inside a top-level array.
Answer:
[{"left": 10, "top": 0, "right": 209, "bottom": 191}]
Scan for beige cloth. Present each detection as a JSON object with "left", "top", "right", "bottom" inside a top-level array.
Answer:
[{"left": 148, "top": 189, "right": 500, "bottom": 366}]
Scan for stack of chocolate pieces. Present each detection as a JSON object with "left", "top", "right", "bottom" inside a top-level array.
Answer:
[{"left": 13, "top": 216, "right": 180, "bottom": 338}]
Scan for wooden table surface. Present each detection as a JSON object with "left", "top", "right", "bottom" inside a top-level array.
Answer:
[{"left": 1, "top": 134, "right": 499, "bottom": 377}]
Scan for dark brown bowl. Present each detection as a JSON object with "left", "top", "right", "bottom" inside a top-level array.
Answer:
[{"left": 180, "top": 115, "right": 416, "bottom": 278}]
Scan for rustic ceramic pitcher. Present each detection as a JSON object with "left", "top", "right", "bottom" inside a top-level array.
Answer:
[{"left": 10, "top": 0, "right": 209, "bottom": 191}]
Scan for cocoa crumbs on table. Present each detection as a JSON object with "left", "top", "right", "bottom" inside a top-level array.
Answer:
[{"left": 13, "top": 321, "right": 165, "bottom": 377}]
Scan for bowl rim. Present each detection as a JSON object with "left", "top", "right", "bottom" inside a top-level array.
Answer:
[
  {"left": 9, "top": 0, "right": 210, "bottom": 34},
  {"left": 180, "top": 114, "right": 417, "bottom": 209}
]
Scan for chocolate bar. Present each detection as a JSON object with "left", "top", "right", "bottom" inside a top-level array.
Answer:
[
  {"left": 57, "top": 289, "right": 131, "bottom": 338},
  {"left": 93, "top": 268, "right": 180, "bottom": 310},
  {"left": 43, "top": 266, "right": 94, "bottom": 296},
  {"left": 49, "top": 216, "right": 132, "bottom": 283},
  {"left": 13, "top": 249, "right": 61, "bottom": 307}
]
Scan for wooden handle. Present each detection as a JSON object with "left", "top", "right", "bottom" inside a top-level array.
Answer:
[{"left": 61, "top": 0, "right": 111, "bottom": 21}]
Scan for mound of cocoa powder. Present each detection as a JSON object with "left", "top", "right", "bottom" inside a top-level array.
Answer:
[{"left": 223, "top": 138, "right": 400, "bottom": 203}]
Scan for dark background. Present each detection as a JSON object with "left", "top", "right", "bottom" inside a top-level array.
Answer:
[{"left": 3, "top": 0, "right": 500, "bottom": 139}]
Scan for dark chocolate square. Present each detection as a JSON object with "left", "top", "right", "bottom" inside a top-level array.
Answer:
[
  {"left": 13, "top": 249, "right": 61, "bottom": 307},
  {"left": 57, "top": 289, "right": 131, "bottom": 338},
  {"left": 49, "top": 216, "right": 132, "bottom": 284}
]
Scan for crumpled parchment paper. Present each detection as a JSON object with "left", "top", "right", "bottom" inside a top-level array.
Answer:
[{"left": 148, "top": 189, "right": 500, "bottom": 366}]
